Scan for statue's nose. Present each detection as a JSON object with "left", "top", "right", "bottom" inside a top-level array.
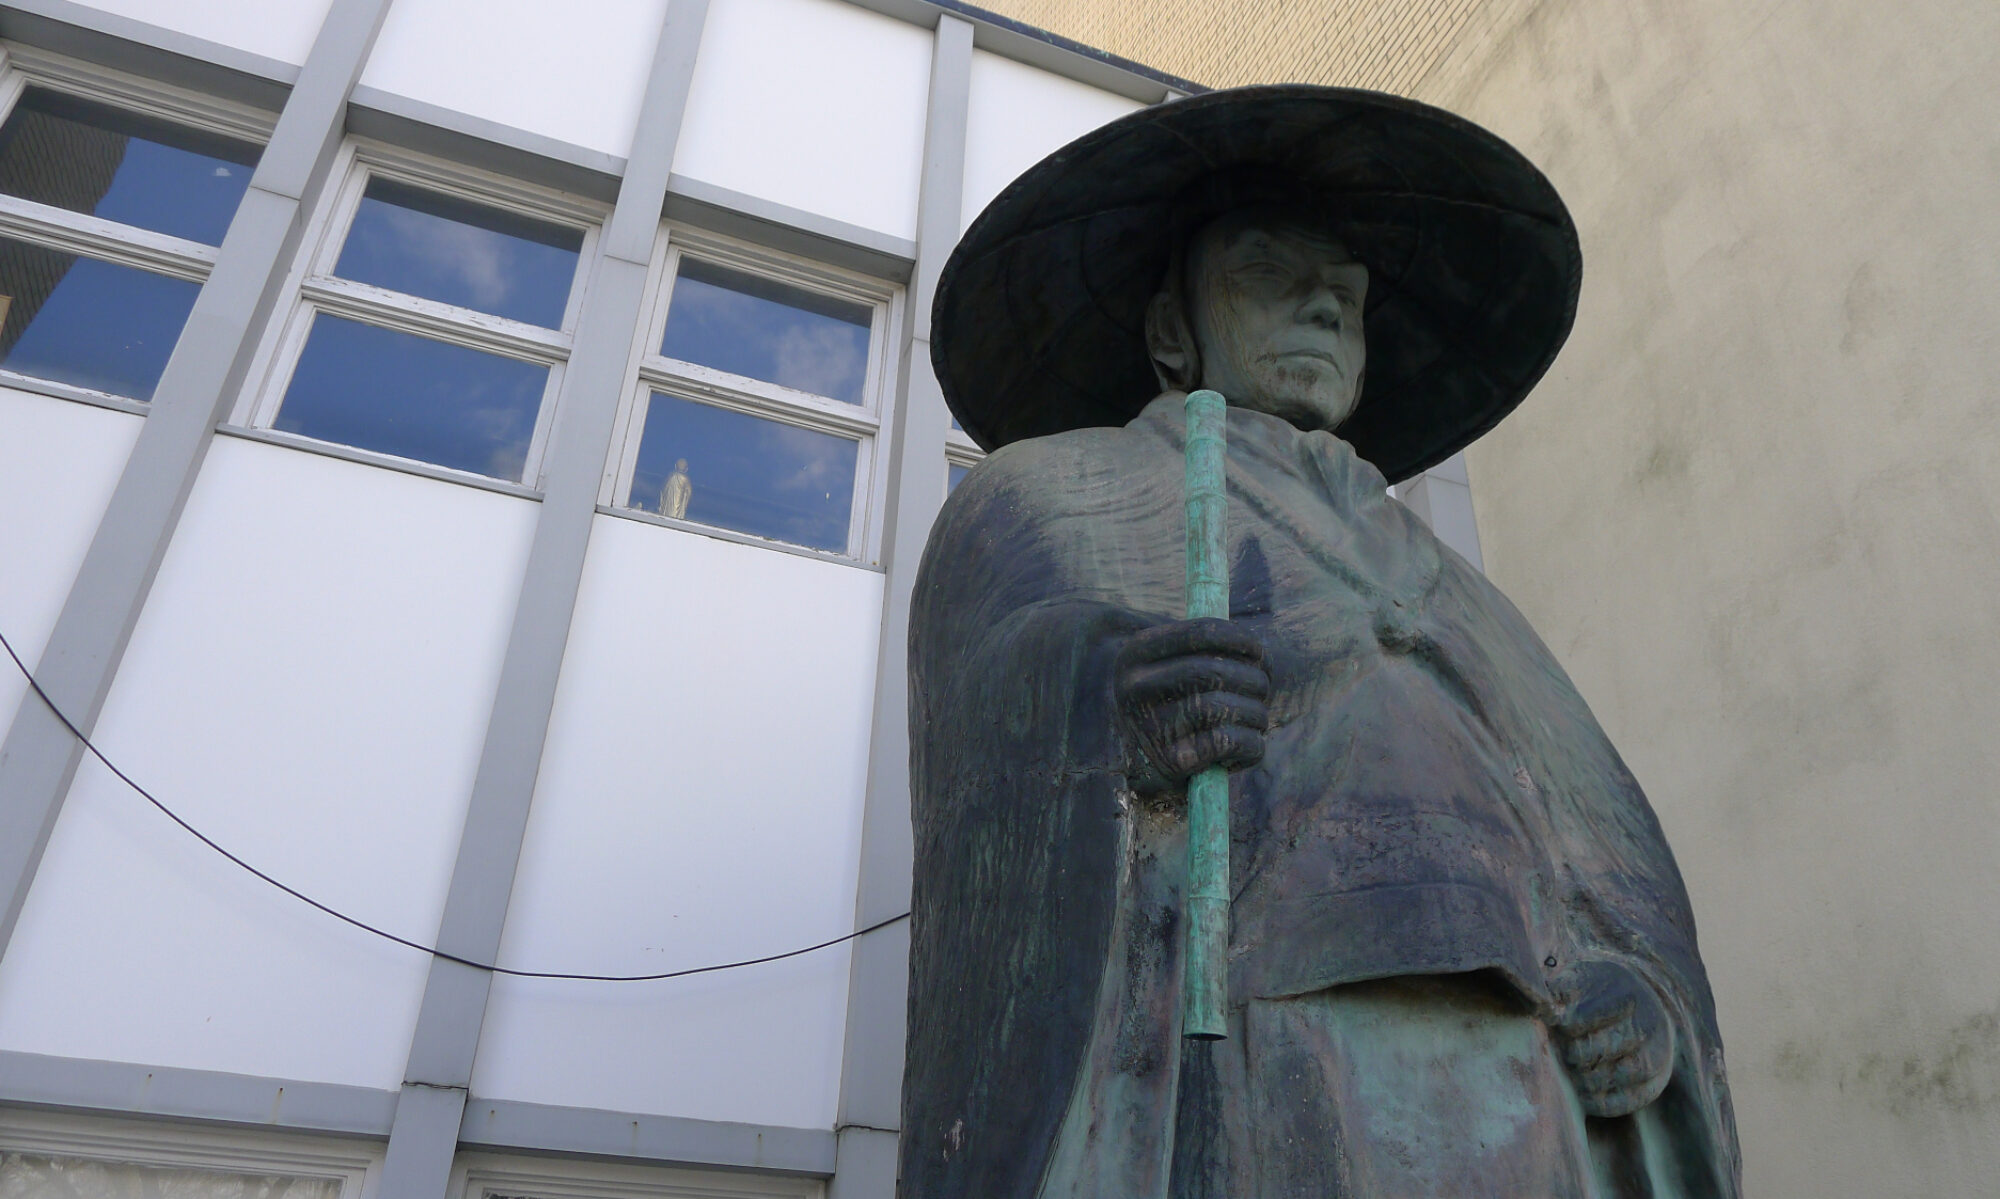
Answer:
[{"left": 1298, "top": 286, "right": 1344, "bottom": 329}]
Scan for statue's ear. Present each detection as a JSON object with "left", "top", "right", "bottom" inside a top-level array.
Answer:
[{"left": 1145, "top": 289, "right": 1198, "bottom": 391}]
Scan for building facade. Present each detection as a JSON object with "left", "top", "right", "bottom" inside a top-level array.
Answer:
[{"left": 0, "top": 1, "right": 1196, "bottom": 1196}]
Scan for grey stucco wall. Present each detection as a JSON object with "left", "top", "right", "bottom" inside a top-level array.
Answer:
[{"left": 1424, "top": 0, "right": 2000, "bottom": 1191}]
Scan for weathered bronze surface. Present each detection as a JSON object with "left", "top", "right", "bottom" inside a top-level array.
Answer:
[{"left": 903, "top": 86, "right": 1739, "bottom": 1197}]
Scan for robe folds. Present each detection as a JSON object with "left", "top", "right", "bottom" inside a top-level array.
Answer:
[{"left": 901, "top": 394, "right": 1741, "bottom": 1198}]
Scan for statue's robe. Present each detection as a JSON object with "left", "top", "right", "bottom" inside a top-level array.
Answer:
[{"left": 901, "top": 394, "right": 1741, "bottom": 1198}]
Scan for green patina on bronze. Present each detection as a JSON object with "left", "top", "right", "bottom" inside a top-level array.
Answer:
[{"left": 1180, "top": 387, "right": 1230, "bottom": 1042}]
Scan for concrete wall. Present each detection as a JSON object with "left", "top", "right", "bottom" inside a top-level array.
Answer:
[
  {"left": 675, "top": 0, "right": 933, "bottom": 240},
  {"left": 360, "top": 0, "right": 671, "bottom": 157},
  {"left": 1424, "top": 0, "right": 2000, "bottom": 1191},
  {"left": 958, "top": 48, "right": 1142, "bottom": 232},
  {"left": 77, "top": 0, "right": 335, "bottom": 66},
  {"left": 0, "top": 389, "right": 139, "bottom": 740},
  {"left": 0, "top": 437, "right": 536, "bottom": 1089},
  {"left": 473, "top": 515, "right": 882, "bottom": 1128}
]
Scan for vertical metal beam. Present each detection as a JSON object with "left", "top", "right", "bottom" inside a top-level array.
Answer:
[
  {"left": 0, "top": 0, "right": 394, "bottom": 957},
  {"left": 373, "top": 2, "right": 711, "bottom": 1195},
  {"left": 828, "top": 14, "right": 972, "bottom": 1199}
]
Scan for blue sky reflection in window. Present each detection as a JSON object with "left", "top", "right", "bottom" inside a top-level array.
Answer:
[
  {"left": 661, "top": 258, "right": 871, "bottom": 404},
  {"left": 277, "top": 315, "right": 548, "bottom": 481},
  {"left": 629, "top": 392, "right": 858, "bottom": 553},
  {"left": 0, "top": 88, "right": 259, "bottom": 245},
  {"left": 335, "top": 178, "right": 583, "bottom": 327},
  {"left": 0, "top": 236, "right": 200, "bottom": 399}
]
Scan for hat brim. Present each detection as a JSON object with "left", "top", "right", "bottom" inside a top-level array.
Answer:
[{"left": 931, "top": 85, "right": 1581, "bottom": 483}]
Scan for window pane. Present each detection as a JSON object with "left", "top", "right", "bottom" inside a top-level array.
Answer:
[
  {"left": 0, "top": 236, "right": 200, "bottom": 399},
  {"left": 660, "top": 258, "right": 872, "bottom": 404},
  {"left": 948, "top": 462, "right": 970, "bottom": 493},
  {"left": 334, "top": 178, "right": 583, "bottom": 327},
  {"left": 627, "top": 392, "right": 857, "bottom": 553},
  {"left": 276, "top": 315, "right": 548, "bottom": 481},
  {"left": 0, "top": 1153, "right": 341, "bottom": 1199},
  {"left": 0, "top": 87, "right": 259, "bottom": 245}
]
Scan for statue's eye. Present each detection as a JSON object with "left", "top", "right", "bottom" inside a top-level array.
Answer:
[{"left": 1234, "top": 260, "right": 1292, "bottom": 283}]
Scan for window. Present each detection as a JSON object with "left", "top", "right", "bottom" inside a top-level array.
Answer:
[
  {"left": 0, "top": 1110, "right": 375, "bottom": 1199},
  {"left": 605, "top": 229, "right": 897, "bottom": 559},
  {"left": 0, "top": 1152, "right": 340, "bottom": 1199},
  {"left": 453, "top": 1151, "right": 819, "bottom": 1199},
  {"left": 946, "top": 417, "right": 982, "bottom": 497},
  {"left": 0, "top": 50, "right": 268, "bottom": 404},
  {"left": 242, "top": 144, "right": 600, "bottom": 485}
]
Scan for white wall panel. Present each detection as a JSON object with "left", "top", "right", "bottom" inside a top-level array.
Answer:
[
  {"left": 0, "top": 438, "right": 535, "bottom": 1089},
  {"left": 67, "top": 0, "right": 335, "bottom": 67},
  {"left": 0, "top": 389, "right": 140, "bottom": 738},
  {"left": 674, "top": 0, "right": 931, "bottom": 240},
  {"left": 472, "top": 516, "right": 881, "bottom": 1129},
  {"left": 359, "top": 0, "right": 672, "bottom": 158},
  {"left": 960, "top": 49, "right": 1142, "bottom": 233}
]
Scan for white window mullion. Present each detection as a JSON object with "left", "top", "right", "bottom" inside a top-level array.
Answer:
[
  {"left": 301, "top": 276, "right": 572, "bottom": 362},
  {"left": 0, "top": 194, "right": 218, "bottom": 279},
  {"left": 521, "top": 357, "right": 569, "bottom": 488},
  {"left": 638, "top": 360, "right": 883, "bottom": 438}
]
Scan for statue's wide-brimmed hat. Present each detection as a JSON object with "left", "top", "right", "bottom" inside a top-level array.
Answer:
[{"left": 931, "top": 85, "right": 1581, "bottom": 483}]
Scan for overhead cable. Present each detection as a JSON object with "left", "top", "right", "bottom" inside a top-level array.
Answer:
[{"left": 0, "top": 627, "right": 908, "bottom": 981}]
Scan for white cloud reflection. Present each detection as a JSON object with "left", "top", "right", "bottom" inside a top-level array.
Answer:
[
  {"left": 773, "top": 321, "right": 868, "bottom": 403},
  {"left": 374, "top": 205, "right": 515, "bottom": 312}
]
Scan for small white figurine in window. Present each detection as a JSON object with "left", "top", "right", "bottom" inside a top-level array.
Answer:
[{"left": 660, "top": 457, "right": 692, "bottom": 519}]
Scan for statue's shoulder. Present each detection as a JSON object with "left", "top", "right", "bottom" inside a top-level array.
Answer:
[
  {"left": 988, "top": 419, "right": 1152, "bottom": 478},
  {"left": 946, "top": 418, "right": 1159, "bottom": 519}
]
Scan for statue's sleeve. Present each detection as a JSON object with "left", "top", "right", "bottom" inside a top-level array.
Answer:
[
  {"left": 898, "top": 443, "right": 1158, "bottom": 1199},
  {"left": 1434, "top": 552, "right": 1742, "bottom": 1197}
]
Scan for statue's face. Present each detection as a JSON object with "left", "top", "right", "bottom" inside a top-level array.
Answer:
[{"left": 1183, "top": 212, "right": 1368, "bottom": 431}]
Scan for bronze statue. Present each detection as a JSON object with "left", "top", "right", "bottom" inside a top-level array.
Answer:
[{"left": 903, "top": 86, "right": 1739, "bottom": 1197}]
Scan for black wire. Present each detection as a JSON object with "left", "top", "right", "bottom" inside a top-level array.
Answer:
[{"left": 0, "top": 627, "right": 909, "bottom": 981}]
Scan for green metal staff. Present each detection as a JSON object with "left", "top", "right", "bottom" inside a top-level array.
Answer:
[{"left": 1181, "top": 387, "right": 1230, "bottom": 1041}]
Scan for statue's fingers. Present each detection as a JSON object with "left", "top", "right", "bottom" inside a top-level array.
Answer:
[
  {"left": 1562, "top": 1020, "right": 1638, "bottom": 1071},
  {"left": 1117, "top": 618, "right": 1263, "bottom": 669},
  {"left": 1207, "top": 724, "right": 1266, "bottom": 770},
  {"left": 1162, "top": 690, "right": 1267, "bottom": 739},
  {"left": 1121, "top": 655, "right": 1271, "bottom": 705},
  {"left": 1166, "top": 725, "right": 1265, "bottom": 775}
]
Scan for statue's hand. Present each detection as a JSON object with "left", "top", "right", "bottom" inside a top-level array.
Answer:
[
  {"left": 1553, "top": 958, "right": 1676, "bottom": 1118},
  {"left": 1113, "top": 617, "right": 1270, "bottom": 793}
]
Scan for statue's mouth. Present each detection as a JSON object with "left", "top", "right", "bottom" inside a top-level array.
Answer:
[{"left": 1273, "top": 348, "right": 1345, "bottom": 372}]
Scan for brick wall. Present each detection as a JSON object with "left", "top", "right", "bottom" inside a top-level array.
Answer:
[{"left": 976, "top": 0, "right": 1526, "bottom": 96}]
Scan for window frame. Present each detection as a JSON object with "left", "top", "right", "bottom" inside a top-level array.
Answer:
[
  {"left": 600, "top": 223, "right": 903, "bottom": 564},
  {"left": 235, "top": 137, "right": 608, "bottom": 489},
  {"left": 452, "top": 1149, "right": 821, "bottom": 1199},
  {"left": 0, "top": 43, "right": 276, "bottom": 411},
  {"left": 945, "top": 422, "right": 983, "bottom": 497},
  {"left": 0, "top": 1107, "right": 379, "bottom": 1198}
]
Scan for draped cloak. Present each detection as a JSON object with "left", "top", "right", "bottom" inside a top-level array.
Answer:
[{"left": 901, "top": 394, "right": 1741, "bottom": 1198}]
